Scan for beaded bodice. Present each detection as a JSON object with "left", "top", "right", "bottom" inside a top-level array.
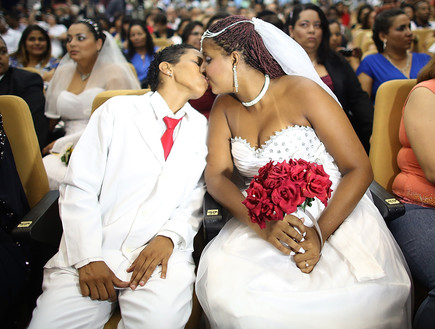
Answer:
[{"left": 231, "top": 125, "right": 341, "bottom": 185}]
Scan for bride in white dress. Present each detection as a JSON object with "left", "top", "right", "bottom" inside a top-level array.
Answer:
[
  {"left": 42, "top": 19, "right": 140, "bottom": 190},
  {"left": 196, "top": 16, "right": 412, "bottom": 328}
]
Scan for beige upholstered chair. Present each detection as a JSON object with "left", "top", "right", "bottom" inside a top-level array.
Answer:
[
  {"left": 0, "top": 95, "right": 49, "bottom": 207},
  {"left": 91, "top": 88, "right": 151, "bottom": 114},
  {"left": 369, "top": 79, "right": 417, "bottom": 192}
]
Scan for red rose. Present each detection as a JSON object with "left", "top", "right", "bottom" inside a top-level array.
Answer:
[
  {"left": 243, "top": 159, "right": 332, "bottom": 230},
  {"left": 242, "top": 181, "right": 269, "bottom": 217},
  {"left": 302, "top": 164, "right": 332, "bottom": 206},
  {"left": 259, "top": 199, "right": 284, "bottom": 224},
  {"left": 256, "top": 161, "right": 274, "bottom": 184},
  {"left": 261, "top": 161, "right": 289, "bottom": 189},
  {"left": 271, "top": 179, "right": 305, "bottom": 214},
  {"left": 288, "top": 159, "right": 309, "bottom": 183}
]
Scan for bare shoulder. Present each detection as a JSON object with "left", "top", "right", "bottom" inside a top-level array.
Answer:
[
  {"left": 210, "top": 93, "right": 241, "bottom": 117},
  {"left": 275, "top": 75, "right": 323, "bottom": 97}
]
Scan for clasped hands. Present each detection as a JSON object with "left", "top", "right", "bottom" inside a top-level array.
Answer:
[
  {"left": 257, "top": 214, "right": 322, "bottom": 273},
  {"left": 78, "top": 235, "right": 173, "bottom": 301}
]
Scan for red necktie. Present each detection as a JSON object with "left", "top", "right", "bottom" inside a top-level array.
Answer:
[{"left": 161, "top": 116, "right": 182, "bottom": 160}]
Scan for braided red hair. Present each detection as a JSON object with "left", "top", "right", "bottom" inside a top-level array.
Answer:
[{"left": 207, "top": 16, "right": 285, "bottom": 79}]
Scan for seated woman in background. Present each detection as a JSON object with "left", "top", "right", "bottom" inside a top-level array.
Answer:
[
  {"left": 329, "top": 19, "right": 362, "bottom": 72},
  {"left": 181, "top": 21, "right": 204, "bottom": 52},
  {"left": 356, "top": 8, "right": 430, "bottom": 103},
  {"left": 9, "top": 25, "right": 59, "bottom": 84},
  {"left": 388, "top": 56, "right": 435, "bottom": 329},
  {"left": 125, "top": 19, "right": 156, "bottom": 88},
  {"left": 113, "top": 14, "right": 131, "bottom": 51},
  {"left": 42, "top": 19, "right": 140, "bottom": 190},
  {"left": 288, "top": 4, "right": 373, "bottom": 154}
]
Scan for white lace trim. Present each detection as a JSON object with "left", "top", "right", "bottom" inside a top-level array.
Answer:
[{"left": 230, "top": 125, "right": 315, "bottom": 154}]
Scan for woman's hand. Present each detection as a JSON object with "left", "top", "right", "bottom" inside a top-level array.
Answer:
[
  {"left": 294, "top": 225, "right": 322, "bottom": 274},
  {"left": 42, "top": 140, "right": 56, "bottom": 155},
  {"left": 256, "top": 214, "right": 306, "bottom": 255},
  {"left": 127, "top": 236, "right": 174, "bottom": 290}
]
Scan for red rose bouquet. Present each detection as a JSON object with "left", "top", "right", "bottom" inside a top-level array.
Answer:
[{"left": 242, "top": 159, "right": 333, "bottom": 230}]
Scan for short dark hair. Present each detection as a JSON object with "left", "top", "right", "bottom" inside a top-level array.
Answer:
[
  {"left": 153, "top": 13, "right": 168, "bottom": 26},
  {"left": 145, "top": 44, "right": 196, "bottom": 91}
]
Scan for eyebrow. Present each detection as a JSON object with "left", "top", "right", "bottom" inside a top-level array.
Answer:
[{"left": 66, "top": 32, "right": 89, "bottom": 37}]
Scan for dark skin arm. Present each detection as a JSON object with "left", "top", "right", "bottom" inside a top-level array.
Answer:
[
  {"left": 292, "top": 77, "right": 373, "bottom": 272},
  {"left": 206, "top": 76, "right": 372, "bottom": 274},
  {"left": 205, "top": 95, "right": 307, "bottom": 257}
]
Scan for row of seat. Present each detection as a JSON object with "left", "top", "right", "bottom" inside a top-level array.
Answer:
[
  {"left": 353, "top": 28, "right": 434, "bottom": 57},
  {"left": 0, "top": 78, "right": 417, "bottom": 328}
]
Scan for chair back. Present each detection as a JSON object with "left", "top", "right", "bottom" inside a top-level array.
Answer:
[
  {"left": 369, "top": 79, "right": 416, "bottom": 192},
  {"left": 361, "top": 37, "right": 375, "bottom": 53},
  {"left": 352, "top": 29, "right": 371, "bottom": 48},
  {"left": 91, "top": 89, "right": 151, "bottom": 115},
  {"left": 0, "top": 95, "right": 49, "bottom": 207},
  {"left": 20, "top": 66, "right": 41, "bottom": 75},
  {"left": 127, "top": 63, "right": 138, "bottom": 79},
  {"left": 412, "top": 28, "right": 434, "bottom": 53},
  {"left": 153, "top": 37, "right": 174, "bottom": 50}
]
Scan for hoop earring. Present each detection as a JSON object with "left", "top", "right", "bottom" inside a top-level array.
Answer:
[{"left": 233, "top": 65, "right": 238, "bottom": 93}]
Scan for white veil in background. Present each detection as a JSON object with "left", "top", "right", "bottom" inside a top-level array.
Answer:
[{"left": 45, "top": 31, "right": 140, "bottom": 119}]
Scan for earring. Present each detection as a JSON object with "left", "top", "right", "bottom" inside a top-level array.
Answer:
[
  {"left": 233, "top": 65, "right": 238, "bottom": 93},
  {"left": 383, "top": 39, "right": 387, "bottom": 51},
  {"left": 168, "top": 72, "right": 172, "bottom": 77}
]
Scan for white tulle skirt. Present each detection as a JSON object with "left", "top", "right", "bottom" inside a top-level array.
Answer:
[{"left": 195, "top": 192, "right": 412, "bottom": 329}]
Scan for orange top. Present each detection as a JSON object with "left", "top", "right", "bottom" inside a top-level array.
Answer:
[{"left": 392, "top": 79, "right": 435, "bottom": 207}]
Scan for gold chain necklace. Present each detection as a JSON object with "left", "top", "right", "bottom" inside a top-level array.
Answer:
[{"left": 384, "top": 53, "right": 411, "bottom": 77}]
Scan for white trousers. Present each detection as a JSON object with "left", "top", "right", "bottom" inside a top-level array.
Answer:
[{"left": 28, "top": 260, "right": 196, "bottom": 329}]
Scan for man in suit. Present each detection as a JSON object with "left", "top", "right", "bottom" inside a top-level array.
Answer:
[
  {"left": 28, "top": 44, "right": 208, "bottom": 329},
  {"left": 0, "top": 36, "right": 48, "bottom": 149}
]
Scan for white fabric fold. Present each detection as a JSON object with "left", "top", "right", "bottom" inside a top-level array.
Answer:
[
  {"left": 328, "top": 220, "right": 386, "bottom": 281},
  {"left": 252, "top": 17, "right": 340, "bottom": 106}
]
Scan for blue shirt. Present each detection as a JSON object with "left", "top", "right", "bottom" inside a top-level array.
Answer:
[
  {"left": 129, "top": 51, "right": 155, "bottom": 84},
  {"left": 356, "top": 52, "right": 430, "bottom": 102}
]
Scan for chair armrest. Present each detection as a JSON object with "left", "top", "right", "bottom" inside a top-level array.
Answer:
[
  {"left": 369, "top": 180, "right": 405, "bottom": 221},
  {"left": 11, "top": 190, "right": 63, "bottom": 248},
  {"left": 202, "top": 192, "right": 229, "bottom": 243}
]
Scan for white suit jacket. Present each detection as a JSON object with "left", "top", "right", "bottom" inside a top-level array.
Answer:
[{"left": 46, "top": 92, "right": 208, "bottom": 281}]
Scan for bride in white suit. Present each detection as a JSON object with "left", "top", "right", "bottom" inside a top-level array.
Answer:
[{"left": 28, "top": 44, "right": 209, "bottom": 329}]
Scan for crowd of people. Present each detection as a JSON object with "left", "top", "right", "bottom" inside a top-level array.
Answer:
[{"left": 1, "top": 0, "right": 434, "bottom": 328}]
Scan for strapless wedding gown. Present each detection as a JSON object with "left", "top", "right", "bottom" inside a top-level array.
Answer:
[
  {"left": 43, "top": 88, "right": 103, "bottom": 190},
  {"left": 196, "top": 126, "right": 411, "bottom": 329}
]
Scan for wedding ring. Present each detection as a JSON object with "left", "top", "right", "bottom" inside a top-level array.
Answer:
[{"left": 305, "top": 261, "right": 309, "bottom": 268}]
